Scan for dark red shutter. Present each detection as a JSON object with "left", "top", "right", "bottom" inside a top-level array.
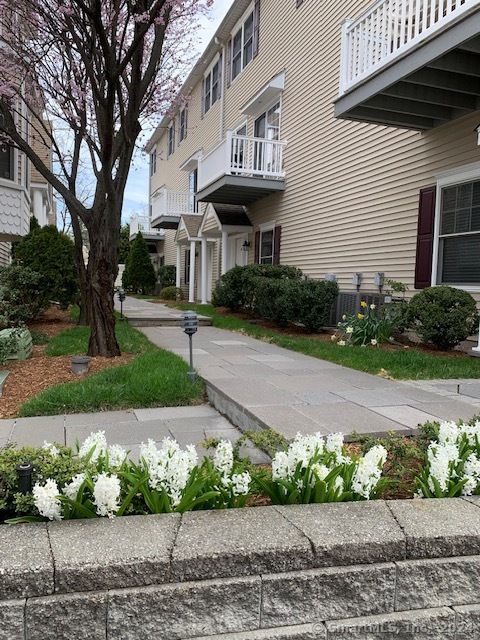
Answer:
[
  {"left": 414, "top": 186, "right": 436, "bottom": 289},
  {"left": 273, "top": 225, "right": 282, "bottom": 265},
  {"left": 253, "top": 0, "right": 261, "bottom": 57},
  {"left": 226, "top": 39, "right": 232, "bottom": 88},
  {"left": 254, "top": 230, "right": 260, "bottom": 264}
]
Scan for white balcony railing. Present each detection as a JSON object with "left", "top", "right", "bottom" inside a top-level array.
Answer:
[
  {"left": 129, "top": 214, "right": 165, "bottom": 240},
  {"left": 151, "top": 187, "right": 196, "bottom": 219},
  {"left": 339, "top": 0, "right": 479, "bottom": 94},
  {"left": 198, "top": 132, "right": 286, "bottom": 191}
]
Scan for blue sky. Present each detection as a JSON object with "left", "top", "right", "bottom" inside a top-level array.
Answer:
[{"left": 122, "top": 0, "right": 235, "bottom": 222}]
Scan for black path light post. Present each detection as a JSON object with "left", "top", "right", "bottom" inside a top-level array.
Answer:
[
  {"left": 182, "top": 311, "right": 199, "bottom": 382},
  {"left": 117, "top": 288, "right": 126, "bottom": 318},
  {"left": 16, "top": 462, "right": 34, "bottom": 495}
]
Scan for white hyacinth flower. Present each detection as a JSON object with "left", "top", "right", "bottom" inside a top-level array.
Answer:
[
  {"left": 63, "top": 473, "right": 86, "bottom": 500},
  {"left": 352, "top": 445, "right": 387, "bottom": 499},
  {"left": 140, "top": 438, "right": 198, "bottom": 508},
  {"left": 462, "top": 453, "right": 480, "bottom": 496},
  {"left": 33, "top": 479, "right": 63, "bottom": 521},
  {"left": 42, "top": 442, "right": 60, "bottom": 457},
  {"left": 427, "top": 441, "right": 459, "bottom": 493},
  {"left": 108, "top": 445, "right": 127, "bottom": 468},
  {"left": 93, "top": 473, "right": 121, "bottom": 518},
  {"left": 231, "top": 471, "right": 251, "bottom": 496},
  {"left": 79, "top": 431, "right": 108, "bottom": 462},
  {"left": 213, "top": 441, "right": 234, "bottom": 484}
]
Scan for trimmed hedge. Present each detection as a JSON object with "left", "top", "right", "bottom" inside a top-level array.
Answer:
[
  {"left": 407, "top": 286, "right": 479, "bottom": 350},
  {"left": 212, "top": 265, "right": 338, "bottom": 332}
]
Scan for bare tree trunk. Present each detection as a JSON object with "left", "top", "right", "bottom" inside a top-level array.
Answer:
[
  {"left": 70, "top": 209, "right": 89, "bottom": 326},
  {"left": 85, "top": 206, "right": 121, "bottom": 357}
]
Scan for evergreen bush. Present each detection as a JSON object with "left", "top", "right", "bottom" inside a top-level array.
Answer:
[
  {"left": 160, "top": 286, "right": 184, "bottom": 301},
  {"left": 157, "top": 265, "right": 176, "bottom": 290},
  {"left": 0, "top": 265, "right": 47, "bottom": 328},
  {"left": 14, "top": 225, "right": 78, "bottom": 309},
  {"left": 122, "top": 232, "right": 156, "bottom": 294}
]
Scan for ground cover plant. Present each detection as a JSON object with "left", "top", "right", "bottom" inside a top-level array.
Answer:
[{"left": 168, "top": 303, "right": 480, "bottom": 380}]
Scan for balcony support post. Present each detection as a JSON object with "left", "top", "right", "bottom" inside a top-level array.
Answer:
[
  {"left": 189, "top": 240, "right": 196, "bottom": 303},
  {"left": 201, "top": 237, "right": 208, "bottom": 305},
  {"left": 221, "top": 231, "right": 229, "bottom": 275},
  {"left": 176, "top": 244, "right": 181, "bottom": 289}
]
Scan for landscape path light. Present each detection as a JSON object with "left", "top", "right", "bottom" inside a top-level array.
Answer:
[
  {"left": 182, "top": 311, "right": 199, "bottom": 382},
  {"left": 117, "top": 288, "right": 126, "bottom": 318},
  {"left": 16, "top": 462, "right": 33, "bottom": 495}
]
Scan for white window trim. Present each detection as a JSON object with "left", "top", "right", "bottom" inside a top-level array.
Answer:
[
  {"left": 432, "top": 162, "right": 480, "bottom": 293},
  {"left": 203, "top": 54, "right": 222, "bottom": 115},
  {"left": 259, "top": 221, "right": 276, "bottom": 265},
  {"left": 230, "top": 2, "right": 255, "bottom": 84},
  {"left": 179, "top": 107, "right": 188, "bottom": 143}
]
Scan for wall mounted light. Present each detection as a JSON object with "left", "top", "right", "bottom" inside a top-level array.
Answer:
[
  {"left": 325, "top": 273, "right": 337, "bottom": 282},
  {"left": 374, "top": 272, "right": 385, "bottom": 293},
  {"left": 475, "top": 124, "right": 480, "bottom": 146},
  {"left": 241, "top": 240, "right": 251, "bottom": 252},
  {"left": 352, "top": 272, "right": 362, "bottom": 291}
]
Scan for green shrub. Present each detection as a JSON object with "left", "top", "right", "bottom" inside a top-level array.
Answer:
[
  {"left": 160, "top": 286, "right": 184, "bottom": 301},
  {"left": 212, "top": 264, "right": 303, "bottom": 311},
  {"left": 0, "top": 265, "right": 47, "bottom": 328},
  {"left": 296, "top": 280, "right": 339, "bottom": 332},
  {"left": 407, "top": 286, "right": 478, "bottom": 350},
  {"left": 252, "top": 277, "right": 300, "bottom": 327},
  {"left": 123, "top": 232, "right": 156, "bottom": 294},
  {"left": 14, "top": 225, "right": 78, "bottom": 309},
  {"left": 157, "top": 265, "right": 176, "bottom": 290}
]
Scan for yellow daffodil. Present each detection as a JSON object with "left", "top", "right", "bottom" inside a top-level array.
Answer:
[
  {"left": 357, "top": 313, "right": 365, "bottom": 320},
  {"left": 360, "top": 301, "right": 367, "bottom": 308}
]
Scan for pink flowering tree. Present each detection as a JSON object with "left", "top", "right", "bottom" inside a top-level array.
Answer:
[{"left": 0, "top": 0, "right": 211, "bottom": 356}]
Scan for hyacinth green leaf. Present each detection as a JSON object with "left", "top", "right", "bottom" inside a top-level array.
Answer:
[{"left": 5, "top": 515, "right": 45, "bottom": 524}]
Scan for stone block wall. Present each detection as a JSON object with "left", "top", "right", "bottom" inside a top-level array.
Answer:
[{"left": 3, "top": 498, "right": 480, "bottom": 639}]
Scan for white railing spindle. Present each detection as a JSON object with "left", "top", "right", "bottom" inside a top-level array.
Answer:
[{"left": 339, "top": 0, "right": 480, "bottom": 94}]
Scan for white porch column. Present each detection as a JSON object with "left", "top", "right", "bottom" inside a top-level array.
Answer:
[
  {"left": 188, "top": 240, "right": 196, "bottom": 303},
  {"left": 201, "top": 238, "right": 208, "bottom": 305},
  {"left": 221, "top": 230, "right": 229, "bottom": 275},
  {"left": 32, "top": 189, "right": 45, "bottom": 226},
  {"left": 175, "top": 244, "right": 181, "bottom": 288}
]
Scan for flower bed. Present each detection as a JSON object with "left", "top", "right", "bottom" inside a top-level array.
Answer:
[{"left": 3, "top": 417, "right": 480, "bottom": 524}]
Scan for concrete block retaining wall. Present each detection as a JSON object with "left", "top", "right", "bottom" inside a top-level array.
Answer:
[{"left": 3, "top": 498, "right": 480, "bottom": 638}]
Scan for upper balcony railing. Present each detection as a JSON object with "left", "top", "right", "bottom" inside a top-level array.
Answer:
[
  {"left": 339, "top": 0, "right": 479, "bottom": 95},
  {"left": 151, "top": 187, "right": 196, "bottom": 219},
  {"left": 129, "top": 214, "right": 165, "bottom": 240},
  {"left": 198, "top": 132, "right": 286, "bottom": 192}
]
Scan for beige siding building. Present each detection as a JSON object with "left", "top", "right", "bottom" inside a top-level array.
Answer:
[{"left": 143, "top": 0, "right": 480, "bottom": 311}]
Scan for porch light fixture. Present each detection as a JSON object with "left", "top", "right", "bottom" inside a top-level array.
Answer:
[
  {"left": 374, "top": 272, "right": 385, "bottom": 293},
  {"left": 241, "top": 240, "right": 251, "bottom": 252},
  {"left": 325, "top": 273, "right": 337, "bottom": 282},
  {"left": 476, "top": 124, "right": 480, "bottom": 146},
  {"left": 182, "top": 311, "right": 199, "bottom": 382},
  {"left": 16, "top": 462, "right": 33, "bottom": 495},
  {"left": 352, "top": 272, "right": 362, "bottom": 291}
]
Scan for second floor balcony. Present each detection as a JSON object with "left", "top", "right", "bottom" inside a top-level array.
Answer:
[
  {"left": 0, "top": 180, "right": 30, "bottom": 242},
  {"left": 197, "top": 132, "right": 286, "bottom": 205},
  {"left": 335, "top": 0, "right": 480, "bottom": 130},
  {"left": 151, "top": 187, "right": 196, "bottom": 230},
  {"left": 129, "top": 215, "right": 165, "bottom": 242}
]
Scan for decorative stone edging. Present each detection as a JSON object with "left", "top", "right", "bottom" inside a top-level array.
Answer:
[{"left": 3, "top": 497, "right": 480, "bottom": 638}]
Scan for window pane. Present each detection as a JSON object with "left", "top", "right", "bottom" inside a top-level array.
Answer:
[
  {"left": 457, "top": 183, "right": 472, "bottom": 210},
  {"left": 244, "top": 13, "right": 254, "bottom": 41},
  {"left": 441, "top": 234, "right": 480, "bottom": 284},
  {"left": 441, "top": 210, "right": 454, "bottom": 235},
  {"left": 455, "top": 208, "right": 470, "bottom": 234},
  {"left": 260, "top": 230, "right": 273, "bottom": 262},
  {"left": 0, "top": 143, "right": 12, "bottom": 180},
  {"left": 442, "top": 187, "right": 456, "bottom": 212},
  {"left": 473, "top": 182, "right": 480, "bottom": 207},
  {"left": 204, "top": 74, "right": 211, "bottom": 112},
  {"left": 471, "top": 206, "right": 480, "bottom": 231}
]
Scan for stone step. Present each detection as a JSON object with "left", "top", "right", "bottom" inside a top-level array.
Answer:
[{"left": 126, "top": 316, "right": 212, "bottom": 327}]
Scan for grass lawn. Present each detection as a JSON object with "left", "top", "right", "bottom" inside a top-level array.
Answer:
[
  {"left": 19, "top": 317, "right": 204, "bottom": 416},
  {"left": 169, "top": 302, "right": 480, "bottom": 381}
]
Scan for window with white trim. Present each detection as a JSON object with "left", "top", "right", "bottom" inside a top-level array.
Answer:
[
  {"left": 203, "top": 56, "right": 221, "bottom": 114},
  {"left": 179, "top": 107, "right": 188, "bottom": 143},
  {"left": 260, "top": 228, "right": 274, "bottom": 264},
  {"left": 150, "top": 150, "right": 156, "bottom": 176},
  {"left": 0, "top": 114, "right": 14, "bottom": 180},
  {"left": 438, "top": 178, "right": 480, "bottom": 285},
  {"left": 231, "top": 10, "right": 254, "bottom": 81},
  {"left": 167, "top": 123, "right": 175, "bottom": 157}
]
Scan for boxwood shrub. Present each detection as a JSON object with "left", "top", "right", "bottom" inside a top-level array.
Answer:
[
  {"left": 407, "top": 286, "right": 479, "bottom": 350},
  {"left": 212, "top": 265, "right": 338, "bottom": 332}
]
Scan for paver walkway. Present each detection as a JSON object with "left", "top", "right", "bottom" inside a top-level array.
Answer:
[
  {"left": 133, "top": 299, "right": 480, "bottom": 439},
  {"left": 119, "top": 296, "right": 211, "bottom": 327},
  {"left": 0, "top": 405, "right": 269, "bottom": 463}
]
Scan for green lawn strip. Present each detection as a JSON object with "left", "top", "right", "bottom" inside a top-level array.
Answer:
[
  {"left": 20, "top": 318, "right": 204, "bottom": 416},
  {"left": 170, "top": 302, "right": 480, "bottom": 380}
]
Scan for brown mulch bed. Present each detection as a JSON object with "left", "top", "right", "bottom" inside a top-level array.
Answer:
[{"left": 0, "top": 307, "right": 132, "bottom": 419}]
